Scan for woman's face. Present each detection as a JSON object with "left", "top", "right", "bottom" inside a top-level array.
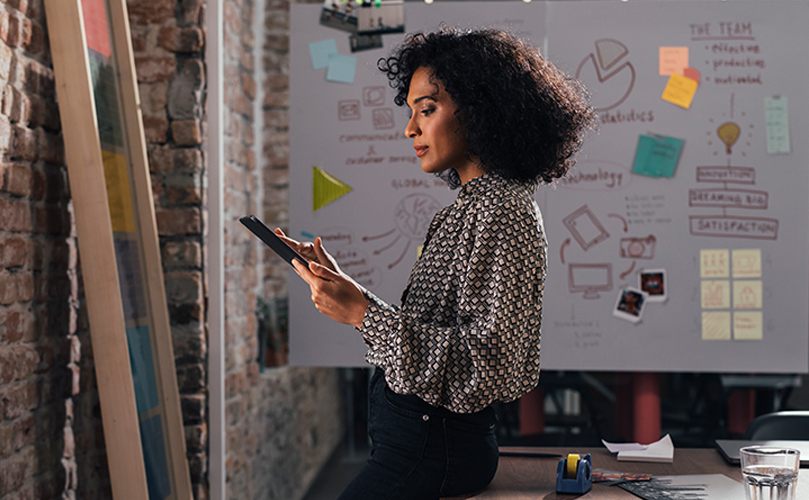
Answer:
[{"left": 404, "top": 67, "right": 482, "bottom": 184}]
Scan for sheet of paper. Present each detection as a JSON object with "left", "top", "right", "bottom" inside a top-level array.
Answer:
[
  {"left": 619, "top": 474, "right": 745, "bottom": 500},
  {"left": 632, "top": 134, "right": 683, "bottom": 178},
  {"left": 734, "top": 311, "right": 763, "bottom": 340},
  {"left": 309, "top": 38, "right": 338, "bottom": 70},
  {"left": 764, "top": 96, "right": 790, "bottom": 154},
  {"left": 700, "top": 249, "right": 729, "bottom": 278},
  {"left": 661, "top": 73, "right": 698, "bottom": 109},
  {"left": 732, "top": 249, "right": 762, "bottom": 278},
  {"left": 326, "top": 53, "right": 357, "bottom": 84},
  {"left": 602, "top": 439, "right": 647, "bottom": 453},
  {"left": 702, "top": 280, "right": 730, "bottom": 309},
  {"left": 659, "top": 46, "right": 688, "bottom": 76},
  {"left": 733, "top": 280, "right": 762, "bottom": 309},
  {"left": 617, "top": 434, "right": 674, "bottom": 463},
  {"left": 702, "top": 311, "right": 731, "bottom": 340}
]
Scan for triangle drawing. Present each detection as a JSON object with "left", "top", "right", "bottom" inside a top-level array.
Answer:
[{"left": 313, "top": 166, "right": 353, "bottom": 211}]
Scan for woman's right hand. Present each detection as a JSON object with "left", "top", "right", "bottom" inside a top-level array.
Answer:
[{"left": 274, "top": 228, "right": 340, "bottom": 274}]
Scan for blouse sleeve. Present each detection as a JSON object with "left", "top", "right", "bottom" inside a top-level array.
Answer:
[{"left": 358, "top": 195, "right": 545, "bottom": 413}]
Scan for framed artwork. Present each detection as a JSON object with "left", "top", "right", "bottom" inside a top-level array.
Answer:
[{"left": 43, "top": 0, "right": 192, "bottom": 498}]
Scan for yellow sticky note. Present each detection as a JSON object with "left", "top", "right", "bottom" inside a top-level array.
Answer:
[
  {"left": 734, "top": 311, "right": 763, "bottom": 340},
  {"left": 700, "top": 249, "right": 729, "bottom": 278},
  {"left": 102, "top": 150, "right": 136, "bottom": 233},
  {"left": 732, "top": 249, "right": 762, "bottom": 278},
  {"left": 733, "top": 280, "right": 762, "bottom": 309},
  {"left": 661, "top": 73, "right": 698, "bottom": 109},
  {"left": 702, "top": 280, "right": 730, "bottom": 309},
  {"left": 659, "top": 46, "right": 688, "bottom": 76},
  {"left": 702, "top": 311, "right": 731, "bottom": 340}
]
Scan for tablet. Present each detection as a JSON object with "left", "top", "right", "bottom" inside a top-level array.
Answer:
[{"left": 239, "top": 215, "right": 308, "bottom": 267}]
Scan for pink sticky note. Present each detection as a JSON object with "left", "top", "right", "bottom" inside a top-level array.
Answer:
[
  {"left": 683, "top": 67, "right": 700, "bottom": 83},
  {"left": 659, "top": 47, "right": 688, "bottom": 76}
]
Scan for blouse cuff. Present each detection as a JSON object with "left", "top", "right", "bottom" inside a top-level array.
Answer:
[{"left": 358, "top": 290, "right": 398, "bottom": 350}]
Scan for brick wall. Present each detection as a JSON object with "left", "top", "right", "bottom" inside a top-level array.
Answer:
[
  {"left": 0, "top": 0, "right": 76, "bottom": 497},
  {"left": 0, "top": 0, "right": 344, "bottom": 498}
]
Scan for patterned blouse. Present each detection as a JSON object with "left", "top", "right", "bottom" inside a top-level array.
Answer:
[{"left": 359, "top": 173, "right": 547, "bottom": 413}]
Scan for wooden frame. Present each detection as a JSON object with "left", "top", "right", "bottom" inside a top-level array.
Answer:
[{"left": 44, "top": 1, "right": 192, "bottom": 498}]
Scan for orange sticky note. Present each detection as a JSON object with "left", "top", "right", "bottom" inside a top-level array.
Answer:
[
  {"left": 659, "top": 47, "right": 688, "bottom": 76},
  {"left": 661, "top": 73, "right": 698, "bottom": 109}
]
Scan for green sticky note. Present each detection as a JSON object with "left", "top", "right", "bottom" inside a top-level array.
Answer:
[
  {"left": 326, "top": 53, "right": 357, "bottom": 84},
  {"left": 309, "top": 39, "right": 338, "bottom": 70},
  {"left": 632, "top": 134, "right": 683, "bottom": 178}
]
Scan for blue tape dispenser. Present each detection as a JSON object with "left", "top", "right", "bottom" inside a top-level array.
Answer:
[{"left": 556, "top": 453, "right": 592, "bottom": 494}]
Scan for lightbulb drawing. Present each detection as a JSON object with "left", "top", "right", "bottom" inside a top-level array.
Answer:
[{"left": 717, "top": 121, "right": 740, "bottom": 155}]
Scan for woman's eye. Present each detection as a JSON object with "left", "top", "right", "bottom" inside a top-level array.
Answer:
[{"left": 421, "top": 107, "right": 435, "bottom": 116}]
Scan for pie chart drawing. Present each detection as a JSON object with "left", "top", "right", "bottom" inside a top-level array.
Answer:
[{"left": 576, "top": 39, "right": 636, "bottom": 112}]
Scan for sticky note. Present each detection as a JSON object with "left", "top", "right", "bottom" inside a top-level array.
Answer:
[
  {"left": 732, "top": 249, "right": 762, "bottom": 278},
  {"left": 102, "top": 150, "right": 136, "bottom": 233},
  {"left": 326, "top": 53, "right": 357, "bottom": 84},
  {"left": 733, "top": 280, "right": 762, "bottom": 309},
  {"left": 125, "top": 325, "right": 159, "bottom": 413},
  {"left": 764, "top": 96, "right": 790, "bottom": 154},
  {"left": 702, "top": 311, "right": 731, "bottom": 340},
  {"left": 702, "top": 280, "right": 730, "bottom": 309},
  {"left": 700, "top": 249, "right": 729, "bottom": 278},
  {"left": 309, "top": 39, "right": 338, "bottom": 70},
  {"left": 683, "top": 67, "right": 700, "bottom": 83},
  {"left": 632, "top": 134, "right": 683, "bottom": 178},
  {"left": 659, "top": 47, "right": 688, "bottom": 76},
  {"left": 734, "top": 311, "right": 763, "bottom": 340},
  {"left": 661, "top": 73, "right": 698, "bottom": 109}
]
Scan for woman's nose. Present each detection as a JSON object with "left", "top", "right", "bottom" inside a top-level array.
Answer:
[{"left": 404, "top": 115, "right": 418, "bottom": 138}]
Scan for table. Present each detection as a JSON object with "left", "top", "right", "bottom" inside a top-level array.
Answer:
[{"left": 443, "top": 447, "right": 809, "bottom": 499}]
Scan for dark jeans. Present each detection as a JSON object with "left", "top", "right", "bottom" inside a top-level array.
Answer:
[{"left": 338, "top": 369, "right": 499, "bottom": 500}]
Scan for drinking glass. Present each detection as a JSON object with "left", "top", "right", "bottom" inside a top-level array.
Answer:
[{"left": 740, "top": 446, "right": 800, "bottom": 500}]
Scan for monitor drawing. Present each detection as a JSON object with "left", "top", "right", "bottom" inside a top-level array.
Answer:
[{"left": 569, "top": 263, "right": 613, "bottom": 299}]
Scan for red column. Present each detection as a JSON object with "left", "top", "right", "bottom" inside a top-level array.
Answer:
[
  {"left": 727, "top": 389, "right": 756, "bottom": 436},
  {"left": 632, "top": 372, "right": 661, "bottom": 444},
  {"left": 519, "top": 388, "right": 545, "bottom": 436}
]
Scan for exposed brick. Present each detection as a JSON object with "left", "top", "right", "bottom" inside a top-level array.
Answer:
[
  {"left": 135, "top": 57, "right": 176, "bottom": 83},
  {"left": 8, "top": 15, "right": 32, "bottom": 49},
  {"left": 164, "top": 270, "right": 202, "bottom": 304},
  {"left": 168, "top": 59, "right": 204, "bottom": 120},
  {"left": 3, "top": 379, "right": 38, "bottom": 419},
  {"left": 171, "top": 119, "right": 202, "bottom": 146},
  {"left": 155, "top": 207, "right": 200, "bottom": 236},
  {"left": 34, "top": 206, "right": 69, "bottom": 235},
  {"left": 0, "top": 12, "right": 9, "bottom": 45},
  {"left": 142, "top": 115, "right": 168, "bottom": 144},
  {"left": 0, "top": 454, "right": 27, "bottom": 495},
  {"left": 15, "top": 272, "right": 33, "bottom": 301},
  {"left": 185, "top": 423, "right": 207, "bottom": 452},
  {"left": 0, "top": 43, "right": 12, "bottom": 81},
  {"left": 180, "top": 0, "right": 203, "bottom": 26},
  {"left": 180, "top": 394, "right": 205, "bottom": 425},
  {"left": 176, "top": 363, "right": 205, "bottom": 393},
  {"left": 161, "top": 241, "right": 201, "bottom": 268},
  {"left": 149, "top": 147, "right": 203, "bottom": 174},
  {"left": 4, "top": 163, "right": 31, "bottom": 196},
  {"left": 126, "top": 0, "right": 175, "bottom": 25},
  {"left": 11, "top": 125, "right": 37, "bottom": 161},
  {"left": 8, "top": 0, "right": 30, "bottom": 15},
  {"left": 0, "top": 198, "right": 32, "bottom": 232},
  {"left": 1, "top": 236, "right": 27, "bottom": 268},
  {"left": 158, "top": 27, "right": 204, "bottom": 53}
]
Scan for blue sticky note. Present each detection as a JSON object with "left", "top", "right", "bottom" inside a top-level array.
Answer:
[
  {"left": 309, "top": 39, "right": 338, "bottom": 70},
  {"left": 326, "top": 54, "right": 357, "bottom": 84},
  {"left": 140, "top": 415, "right": 172, "bottom": 500},
  {"left": 126, "top": 325, "right": 159, "bottom": 414},
  {"left": 633, "top": 134, "right": 683, "bottom": 178}
]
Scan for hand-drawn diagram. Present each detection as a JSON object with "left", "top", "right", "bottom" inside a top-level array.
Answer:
[
  {"left": 362, "top": 86, "right": 386, "bottom": 106},
  {"left": 561, "top": 203, "right": 659, "bottom": 300},
  {"left": 372, "top": 108, "right": 395, "bottom": 129},
  {"left": 362, "top": 193, "right": 442, "bottom": 269},
  {"left": 688, "top": 95, "right": 778, "bottom": 240},
  {"left": 575, "top": 39, "right": 636, "bottom": 112},
  {"left": 338, "top": 99, "right": 361, "bottom": 121}
]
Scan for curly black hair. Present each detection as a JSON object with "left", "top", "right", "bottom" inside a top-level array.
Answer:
[{"left": 378, "top": 27, "right": 596, "bottom": 185}]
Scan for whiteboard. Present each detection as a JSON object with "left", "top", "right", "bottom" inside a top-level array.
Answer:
[{"left": 289, "top": 1, "right": 809, "bottom": 372}]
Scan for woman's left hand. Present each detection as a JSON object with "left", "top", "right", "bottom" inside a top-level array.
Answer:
[{"left": 292, "top": 259, "right": 370, "bottom": 328}]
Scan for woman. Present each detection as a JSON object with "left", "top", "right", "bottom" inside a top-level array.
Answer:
[{"left": 277, "top": 27, "right": 595, "bottom": 499}]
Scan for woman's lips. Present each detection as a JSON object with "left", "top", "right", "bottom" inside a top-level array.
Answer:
[{"left": 415, "top": 145, "right": 428, "bottom": 157}]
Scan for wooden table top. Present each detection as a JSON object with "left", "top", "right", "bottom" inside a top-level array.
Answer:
[{"left": 443, "top": 447, "right": 809, "bottom": 499}]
